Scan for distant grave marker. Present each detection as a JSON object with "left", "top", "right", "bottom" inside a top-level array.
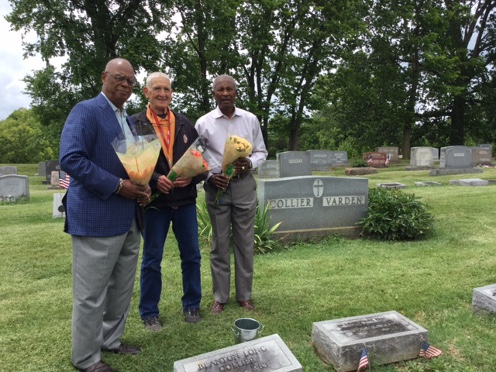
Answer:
[
  {"left": 0, "top": 166, "right": 17, "bottom": 176},
  {"left": 277, "top": 151, "right": 312, "bottom": 178},
  {"left": 0, "top": 175, "right": 29, "bottom": 201}
]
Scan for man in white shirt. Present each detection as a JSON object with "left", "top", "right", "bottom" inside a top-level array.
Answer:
[{"left": 195, "top": 74, "right": 268, "bottom": 314}]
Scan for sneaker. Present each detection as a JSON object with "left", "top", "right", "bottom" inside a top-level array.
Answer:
[
  {"left": 143, "top": 316, "right": 162, "bottom": 332},
  {"left": 183, "top": 308, "right": 201, "bottom": 323}
]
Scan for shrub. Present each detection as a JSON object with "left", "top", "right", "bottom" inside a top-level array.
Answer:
[
  {"left": 197, "top": 200, "right": 282, "bottom": 254},
  {"left": 357, "top": 187, "right": 434, "bottom": 240},
  {"left": 351, "top": 158, "right": 368, "bottom": 167}
]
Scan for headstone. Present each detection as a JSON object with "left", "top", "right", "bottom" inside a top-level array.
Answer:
[
  {"left": 0, "top": 175, "right": 30, "bottom": 201},
  {"left": 53, "top": 193, "right": 65, "bottom": 218},
  {"left": 439, "top": 146, "right": 472, "bottom": 168},
  {"left": 449, "top": 178, "right": 489, "bottom": 186},
  {"left": 364, "top": 152, "right": 387, "bottom": 167},
  {"left": 257, "top": 176, "right": 368, "bottom": 242},
  {"left": 47, "top": 170, "right": 60, "bottom": 189},
  {"left": 329, "top": 151, "right": 350, "bottom": 167},
  {"left": 471, "top": 147, "right": 492, "bottom": 166},
  {"left": 410, "top": 147, "right": 434, "bottom": 168},
  {"left": 173, "top": 334, "right": 302, "bottom": 372},
  {"left": 377, "top": 182, "right": 407, "bottom": 189},
  {"left": 258, "top": 160, "right": 280, "bottom": 179},
  {"left": 431, "top": 147, "right": 440, "bottom": 161},
  {"left": 312, "top": 311, "right": 428, "bottom": 372},
  {"left": 38, "top": 161, "right": 47, "bottom": 178},
  {"left": 473, "top": 283, "right": 496, "bottom": 314},
  {"left": 307, "top": 150, "right": 333, "bottom": 171},
  {"left": 376, "top": 147, "right": 399, "bottom": 162},
  {"left": 277, "top": 151, "right": 312, "bottom": 178},
  {"left": 0, "top": 166, "right": 17, "bottom": 176},
  {"left": 414, "top": 181, "right": 442, "bottom": 187},
  {"left": 44, "top": 160, "right": 60, "bottom": 184}
]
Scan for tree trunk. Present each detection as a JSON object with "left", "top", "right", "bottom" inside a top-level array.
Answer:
[{"left": 450, "top": 95, "right": 465, "bottom": 145}]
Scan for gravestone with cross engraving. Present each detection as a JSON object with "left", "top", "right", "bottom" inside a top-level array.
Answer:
[{"left": 257, "top": 176, "right": 368, "bottom": 242}]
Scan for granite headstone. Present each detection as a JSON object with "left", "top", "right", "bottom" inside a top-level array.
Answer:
[
  {"left": 307, "top": 150, "right": 333, "bottom": 171},
  {"left": 376, "top": 147, "right": 399, "bottom": 162},
  {"left": 471, "top": 147, "right": 492, "bottom": 166},
  {"left": 410, "top": 147, "right": 434, "bottom": 168},
  {"left": 277, "top": 151, "right": 312, "bottom": 178},
  {"left": 329, "top": 151, "right": 350, "bottom": 167},
  {"left": 473, "top": 283, "right": 496, "bottom": 314},
  {"left": 312, "top": 311, "right": 428, "bottom": 372},
  {"left": 257, "top": 176, "right": 368, "bottom": 241},
  {"left": 364, "top": 152, "right": 387, "bottom": 167},
  {"left": 0, "top": 166, "right": 17, "bottom": 176},
  {"left": 0, "top": 175, "right": 30, "bottom": 200},
  {"left": 439, "top": 146, "right": 472, "bottom": 168},
  {"left": 258, "top": 160, "right": 280, "bottom": 179}
]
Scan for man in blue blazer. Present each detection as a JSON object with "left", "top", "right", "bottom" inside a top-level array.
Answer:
[{"left": 60, "top": 58, "right": 151, "bottom": 372}]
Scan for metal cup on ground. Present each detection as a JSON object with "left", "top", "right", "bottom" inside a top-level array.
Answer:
[{"left": 231, "top": 318, "right": 264, "bottom": 344}]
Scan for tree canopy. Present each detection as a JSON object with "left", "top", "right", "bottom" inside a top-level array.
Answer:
[{"left": 6, "top": 0, "right": 496, "bottom": 159}]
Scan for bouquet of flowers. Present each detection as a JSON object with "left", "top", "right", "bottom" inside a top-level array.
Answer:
[
  {"left": 216, "top": 135, "right": 252, "bottom": 203},
  {"left": 111, "top": 133, "right": 162, "bottom": 186},
  {"left": 147, "top": 137, "right": 218, "bottom": 204}
]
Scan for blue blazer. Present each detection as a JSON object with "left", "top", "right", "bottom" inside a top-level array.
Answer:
[{"left": 60, "top": 93, "right": 140, "bottom": 237}]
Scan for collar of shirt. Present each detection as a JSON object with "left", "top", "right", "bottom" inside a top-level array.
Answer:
[{"left": 214, "top": 105, "right": 241, "bottom": 120}]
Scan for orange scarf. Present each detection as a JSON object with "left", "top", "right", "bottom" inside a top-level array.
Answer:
[{"left": 146, "top": 105, "right": 176, "bottom": 167}]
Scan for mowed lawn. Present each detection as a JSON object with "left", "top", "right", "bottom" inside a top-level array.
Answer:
[{"left": 2, "top": 163, "right": 496, "bottom": 371}]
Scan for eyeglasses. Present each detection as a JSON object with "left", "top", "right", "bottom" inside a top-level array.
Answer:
[{"left": 106, "top": 72, "right": 137, "bottom": 86}]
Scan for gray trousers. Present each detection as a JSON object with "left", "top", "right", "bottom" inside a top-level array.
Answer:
[
  {"left": 71, "top": 219, "right": 140, "bottom": 369},
  {"left": 204, "top": 174, "right": 257, "bottom": 303}
]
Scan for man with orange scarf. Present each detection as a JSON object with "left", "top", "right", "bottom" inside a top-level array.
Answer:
[{"left": 131, "top": 72, "right": 206, "bottom": 330}]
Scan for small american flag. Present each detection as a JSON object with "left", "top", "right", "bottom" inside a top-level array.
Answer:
[
  {"left": 419, "top": 341, "right": 442, "bottom": 359},
  {"left": 59, "top": 171, "right": 70, "bottom": 189},
  {"left": 357, "top": 347, "right": 369, "bottom": 371}
]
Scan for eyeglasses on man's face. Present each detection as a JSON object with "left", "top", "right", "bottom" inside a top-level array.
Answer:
[{"left": 106, "top": 72, "right": 137, "bottom": 86}]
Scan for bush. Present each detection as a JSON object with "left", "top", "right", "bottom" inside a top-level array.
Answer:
[
  {"left": 197, "top": 200, "right": 281, "bottom": 254},
  {"left": 351, "top": 158, "right": 368, "bottom": 167},
  {"left": 357, "top": 187, "right": 434, "bottom": 240}
]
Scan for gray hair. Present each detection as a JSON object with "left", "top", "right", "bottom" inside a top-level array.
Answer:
[
  {"left": 213, "top": 74, "right": 237, "bottom": 90},
  {"left": 146, "top": 72, "right": 171, "bottom": 88}
]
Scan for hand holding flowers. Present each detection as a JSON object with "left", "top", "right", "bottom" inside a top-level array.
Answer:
[
  {"left": 215, "top": 135, "right": 252, "bottom": 204},
  {"left": 146, "top": 137, "right": 218, "bottom": 205}
]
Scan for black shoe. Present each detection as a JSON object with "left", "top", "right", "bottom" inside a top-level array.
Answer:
[
  {"left": 183, "top": 308, "right": 201, "bottom": 323},
  {"left": 143, "top": 316, "right": 162, "bottom": 332}
]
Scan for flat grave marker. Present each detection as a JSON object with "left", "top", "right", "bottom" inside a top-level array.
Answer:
[
  {"left": 312, "top": 311, "right": 428, "bottom": 372},
  {"left": 174, "top": 334, "right": 302, "bottom": 372},
  {"left": 473, "top": 283, "right": 496, "bottom": 314}
]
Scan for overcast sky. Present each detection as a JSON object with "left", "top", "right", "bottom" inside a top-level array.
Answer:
[{"left": 0, "top": 0, "right": 45, "bottom": 121}]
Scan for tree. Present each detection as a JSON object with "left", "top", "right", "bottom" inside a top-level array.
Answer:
[
  {"left": 0, "top": 108, "right": 55, "bottom": 163},
  {"left": 6, "top": 0, "right": 168, "bottom": 132}
]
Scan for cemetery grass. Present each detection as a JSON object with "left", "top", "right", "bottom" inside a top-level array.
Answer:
[{"left": 3, "top": 164, "right": 496, "bottom": 371}]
